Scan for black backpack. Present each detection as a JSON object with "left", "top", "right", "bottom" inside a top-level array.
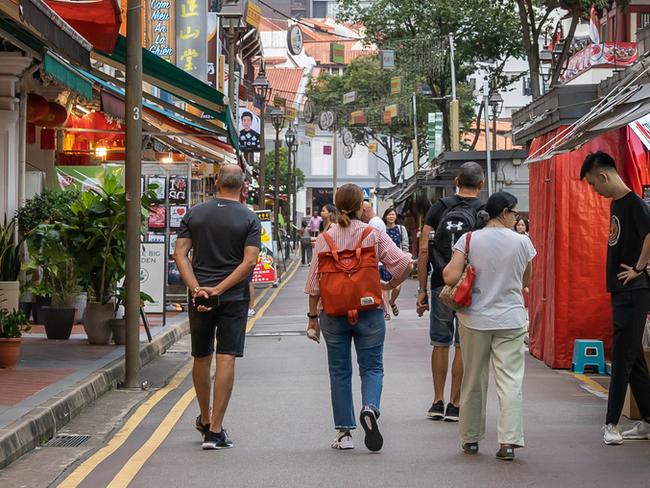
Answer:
[{"left": 429, "top": 196, "right": 487, "bottom": 272}]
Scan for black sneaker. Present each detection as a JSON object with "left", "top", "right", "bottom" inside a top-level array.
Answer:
[
  {"left": 202, "top": 429, "right": 234, "bottom": 450},
  {"left": 427, "top": 401, "right": 445, "bottom": 420},
  {"left": 444, "top": 403, "right": 459, "bottom": 422},
  {"left": 195, "top": 415, "right": 210, "bottom": 437},
  {"left": 360, "top": 407, "right": 383, "bottom": 452}
]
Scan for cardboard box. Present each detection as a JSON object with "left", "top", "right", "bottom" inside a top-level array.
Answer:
[{"left": 622, "top": 347, "right": 650, "bottom": 420}]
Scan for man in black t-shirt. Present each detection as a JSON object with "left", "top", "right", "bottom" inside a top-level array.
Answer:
[
  {"left": 174, "top": 165, "right": 261, "bottom": 450},
  {"left": 581, "top": 151, "right": 650, "bottom": 446},
  {"left": 416, "top": 162, "right": 485, "bottom": 422}
]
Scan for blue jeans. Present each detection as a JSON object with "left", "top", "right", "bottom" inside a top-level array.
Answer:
[{"left": 320, "top": 309, "right": 386, "bottom": 430}]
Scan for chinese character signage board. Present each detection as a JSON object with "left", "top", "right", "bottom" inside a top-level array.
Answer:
[
  {"left": 176, "top": 0, "right": 208, "bottom": 81},
  {"left": 252, "top": 211, "right": 276, "bottom": 284},
  {"left": 147, "top": 0, "right": 175, "bottom": 60}
]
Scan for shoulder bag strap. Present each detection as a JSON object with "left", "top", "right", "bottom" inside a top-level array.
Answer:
[
  {"left": 354, "top": 226, "right": 374, "bottom": 260},
  {"left": 322, "top": 232, "right": 339, "bottom": 262},
  {"left": 465, "top": 231, "right": 472, "bottom": 263}
]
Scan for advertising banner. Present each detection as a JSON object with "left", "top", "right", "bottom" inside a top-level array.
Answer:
[
  {"left": 141, "top": 243, "right": 166, "bottom": 313},
  {"left": 238, "top": 107, "right": 261, "bottom": 152},
  {"left": 251, "top": 210, "right": 276, "bottom": 284}
]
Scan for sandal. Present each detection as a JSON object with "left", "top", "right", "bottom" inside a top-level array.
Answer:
[
  {"left": 384, "top": 313, "right": 391, "bottom": 321},
  {"left": 390, "top": 303, "right": 399, "bottom": 316},
  {"left": 462, "top": 442, "right": 479, "bottom": 454},
  {"left": 495, "top": 445, "right": 515, "bottom": 460}
]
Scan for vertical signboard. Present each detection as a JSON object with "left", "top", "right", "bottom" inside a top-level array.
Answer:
[
  {"left": 176, "top": 0, "right": 208, "bottom": 81},
  {"left": 252, "top": 210, "right": 277, "bottom": 284},
  {"left": 207, "top": 13, "right": 218, "bottom": 88},
  {"left": 141, "top": 243, "right": 166, "bottom": 313},
  {"left": 428, "top": 112, "right": 444, "bottom": 161},
  {"left": 147, "top": 0, "right": 175, "bottom": 60}
]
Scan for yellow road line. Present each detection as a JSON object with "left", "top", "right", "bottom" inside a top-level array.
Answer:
[
  {"left": 106, "top": 386, "right": 196, "bottom": 488},
  {"left": 572, "top": 373, "right": 609, "bottom": 395},
  {"left": 246, "top": 260, "right": 301, "bottom": 333},
  {"left": 57, "top": 362, "right": 193, "bottom": 488},
  {"left": 252, "top": 285, "right": 270, "bottom": 307}
]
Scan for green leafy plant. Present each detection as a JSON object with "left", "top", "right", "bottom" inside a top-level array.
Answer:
[
  {"left": 14, "top": 189, "right": 80, "bottom": 237},
  {"left": 0, "top": 308, "right": 31, "bottom": 338},
  {"left": 25, "top": 223, "right": 80, "bottom": 307},
  {"left": 0, "top": 216, "right": 22, "bottom": 282},
  {"left": 116, "top": 287, "right": 154, "bottom": 308}
]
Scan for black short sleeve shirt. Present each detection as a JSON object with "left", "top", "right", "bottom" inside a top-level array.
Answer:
[
  {"left": 607, "top": 191, "right": 650, "bottom": 293},
  {"left": 178, "top": 198, "right": 262, "bottom": 301}
]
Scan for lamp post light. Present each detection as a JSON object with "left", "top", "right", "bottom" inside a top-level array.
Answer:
[
  {"left": 291, "top": 141, "right": 298, "bottom": 248},
  {"left": 252, "top": 65, "right": 271, "bottom": 209},
  {"left": 269, "top": 107, "right": 285, "bottom": 247},
  {"left": 488, "top": 90, "right": 503, "bottom": 151},
  {"left": 284, "top": 124, "right": 296, "bottom": 240},
  {"left": 217, "top": 1, "right": 244, "bottom": 121},
  {"left": 482, "top": 79, "right": 493, "bottom": 196},
  {"left": 539, "top": 49, "right": 553, "bottom": 94}
]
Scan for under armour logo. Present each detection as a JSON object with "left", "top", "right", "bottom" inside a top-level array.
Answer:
[{"left": 446, "top": 221, "right": 465, "bottom": 231}]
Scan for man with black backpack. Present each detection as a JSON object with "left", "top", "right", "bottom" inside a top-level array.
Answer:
[{"left": 416, "top": 162, "right": 487, "bottom": 422}]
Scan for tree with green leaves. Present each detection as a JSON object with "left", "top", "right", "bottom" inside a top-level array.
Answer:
[
  {"left": 264, "top": 147, "right": 305, "bottom": 193},
  {"left": 337, "top": 0, "right": 525, "bottom": 148}
]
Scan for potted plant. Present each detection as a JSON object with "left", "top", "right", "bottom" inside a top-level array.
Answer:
[
  {"left": 109, "top": 288, "right": 154, "bottom": 345},
  {"left": 0, "top": 308, "right": 31, "bottom": 369},
  {"left": 26, "top": 223, "right": 80, "bottom": 339},
  {"left": 0, "top": 216, "right": 22, "bottom": 313},
  {"left": 28, "top": 281, "right": 53, "bottom": 324}
]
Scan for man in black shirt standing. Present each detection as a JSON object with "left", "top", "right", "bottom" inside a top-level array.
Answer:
[
  {"left": 174, "top": 165, "right": 261, "bottom": 450},
  {"left": 416, "top": 162, "right": 485, "bottom": 422},
  {"left": 581, "top": 151, "right": 650, "bottom": 445}
]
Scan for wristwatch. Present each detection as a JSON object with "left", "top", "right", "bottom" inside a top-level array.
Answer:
[
  {"left": 633, "top": 264, "right": 647, "bottom": 273},
  {"left": 192, "top": 286, "right": 201, "bottom": 295},
  {"left": 307, "top": 312, "right": 318, "bottom": 319},
  {"left": 418, "top": 288, "right": 428, "bottom": 294}
]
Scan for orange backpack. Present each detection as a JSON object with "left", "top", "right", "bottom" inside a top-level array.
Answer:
[{"left": 318, "top": 226, "right": 383, "bottom": 325}]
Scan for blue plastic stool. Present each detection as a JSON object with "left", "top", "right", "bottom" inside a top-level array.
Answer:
[{"left": 572, "top": 339, "right": 606, "bottom": 374}]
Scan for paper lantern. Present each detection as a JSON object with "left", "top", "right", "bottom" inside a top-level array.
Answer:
[
  {"left": 27, "top": 94, "right": 49, "bottom": 123},
  {"left": 40, "top": 128, "right": 55, "bottom": 150},
  {"left": 40, "top": 102, "right": 68, "bottom": 128}
]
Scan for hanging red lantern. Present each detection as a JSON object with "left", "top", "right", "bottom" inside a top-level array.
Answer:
[
  {"left": 26, "top": 94, "right": 48, "bottom": 123},
  {"left": 26, "top": 123, "right": 36, "bottom": 144},
  {"left": 40, "top": 102, "right": 68, "bottom": 128}
]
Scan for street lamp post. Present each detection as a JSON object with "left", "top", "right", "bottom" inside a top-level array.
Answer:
[
  {"left": 252, "top": 66, "right": 271, "bottom": 209},
  {"left": 291, "top": 142, "right": 298, "bottom": 248},
  {"left": 218, "top": 1, "right": 244, "bottom": 121},
  {"left": 284, "top": 125, "right": 296, "bottom": 239},
  {"left": 489, "top": 90, "right": 503, "bottom": 151},
  {"left": 269, "top": 107, "right": 285, "bottom": 249},
  {"left": 482, "top": 79, "right": 493, "bottom": 196}
]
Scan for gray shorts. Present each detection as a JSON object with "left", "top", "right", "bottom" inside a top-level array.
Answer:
[{"left": 429, "top": 286, "right": 459, "bottom": 347}]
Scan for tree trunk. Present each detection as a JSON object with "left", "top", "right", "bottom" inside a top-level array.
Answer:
[
  {"left": 469, "top": 102, "right": 484, "bottom": 151},
  {"left": 516, "top": 0, "right": 541, "bottom": 100}
]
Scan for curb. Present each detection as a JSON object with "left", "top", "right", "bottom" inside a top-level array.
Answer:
[{"left": 0, "top": 319, "right": 189, "bottom": 469}]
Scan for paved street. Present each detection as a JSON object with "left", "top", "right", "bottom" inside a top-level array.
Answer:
[{"left": 2, "top": 264, "right": 650, "bottom": 487}]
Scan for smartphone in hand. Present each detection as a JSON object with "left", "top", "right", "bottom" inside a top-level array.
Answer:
[{"left": 194, "top": 294, "right": 220, "bottom": 308}]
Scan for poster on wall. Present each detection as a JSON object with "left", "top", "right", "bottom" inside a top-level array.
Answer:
[
  {"left": 238, "top": 108, "right": 261, "bottom": 152},
  {"left": 251, "top": 210, "right": 276, "bottom": 284},
  {"left": 147, "top": 232, "right": 165, "bottom": 243},
  {"left": 148, "top": 205, "right": 166, "bottom": 229},
  {"left": 140, "top": 243, "right": 166, "bottom": 313},
  {"left": 148, "top": 176, "right": 167, "bottom": 201},
  {"left": 169, "top": 175, "right": 188, "bottom": 203},
  {"left": 169, "top": 205, "right": 188, "bottom": 228},
  {"left": 169, "top": 233, "right": 178, "bottom": 256}
]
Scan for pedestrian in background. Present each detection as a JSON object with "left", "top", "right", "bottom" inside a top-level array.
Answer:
[
  {"left": 361, "top": 200, "right": 387, "bottom": 232},
  {"left": 416, "top": 162, "right": 486, "bottom": 422},
  {"left": 304, "top": 184, "right": 412, "bottom": 452},
  {"left": 320, "top": 204, "right": 337, "bottom": 233},
  {"left": 174, "top": 165, "right": 261, "bottom": 450},
  {"left": 381, "top": 207, "right": 410, "bottom": 317},
  {"left": 580, "top": 151, "right": 650, "bottom": 445},
  {"left": 514, "top": 217, "right": 529, "bottom": 235},
  {"left": 309, "top": 210, "right": 322, "bottom": 237},
  {"left": 443, "top": 191, "right": 535, "bottom": 460},
  {"left": 300, "top": 220, "right": 313, "bottom": 266}
]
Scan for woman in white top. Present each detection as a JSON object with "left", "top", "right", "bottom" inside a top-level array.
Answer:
[{"left": 443, "top": 191, "right": 536, "bottom": 461}]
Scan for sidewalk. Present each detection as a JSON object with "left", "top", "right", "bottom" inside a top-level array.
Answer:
[{"left": 0, "top": 312, "right": 190, "bottom": 468}]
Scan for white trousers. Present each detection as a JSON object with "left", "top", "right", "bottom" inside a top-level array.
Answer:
[{"left": 459, "top": 323, "right": 526, "bottom": 446}]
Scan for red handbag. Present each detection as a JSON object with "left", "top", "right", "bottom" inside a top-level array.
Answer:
[
  {"left": 438, "top": 231, "right": 475, "bottom": 310},
  {"left": 318, "top": 226, "right": 383, "bottom": 325}
]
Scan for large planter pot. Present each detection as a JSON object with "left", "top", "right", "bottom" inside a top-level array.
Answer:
[
  {"left": 108, "top": 318, "right": 126, "bottom": 345},
  {"left": 74, "top": 293, "right": 87, "bottom": 324},
  {"left": 0, "top": 281, "right": 20, "bottom": 312},
  {"left": 32, "top": 296, "right": 52, "bottom": 324},
  {"left": 0, "top": 338, "right": 21, "bottom": 369},
  {"left": 42, "top": 306, "right": 75, "bottom": 340},
  {"left": 83, "top": 302, "right": 114, "bottom": 345}
]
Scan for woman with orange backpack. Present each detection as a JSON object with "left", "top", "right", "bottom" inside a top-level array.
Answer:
[{"left": 304, "top": 184, "right": 412, "bottom": 452}]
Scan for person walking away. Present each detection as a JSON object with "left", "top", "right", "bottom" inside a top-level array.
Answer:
[
  {"left": 361, "top": 200, "right": 387, "bottom": 232},
  {"left": 305, "top": 184, "right": 412, "bottom": 452},
  {"left": 444, "top": 191, "right": 535, "bottom": 460},
  {"left": 381, "top": 208, "right": 410, "bottom": 317},
  {"left": 300, "top": 220, "right": 313, "bottom": 265},
  {"left": 416, "top": 161, "right": 487, "bottom": 422},
  {"left": 309, "top": 210, "right": 323, "bottom": 237},
  {"left": 580, "top": 151, "right": 650, "bottom": 445},
  {"left": 320, "top": 204, "right": 337, "bottom": 233},
  {"left": 174, "top": 165, "right": 261, "bottom": 450}
]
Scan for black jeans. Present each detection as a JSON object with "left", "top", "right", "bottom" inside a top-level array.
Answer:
[
  {"left": 606, "top": 289, "right": 650, "bottom": 425},
  {"left": 300, "top": 237, "right": 312, "bottom": 265}
]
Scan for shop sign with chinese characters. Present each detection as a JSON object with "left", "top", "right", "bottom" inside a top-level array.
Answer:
[{"left": 176, "top": 0, "right": 208, "bottom": 81}]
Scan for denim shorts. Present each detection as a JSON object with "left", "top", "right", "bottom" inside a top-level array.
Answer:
[{"left": 430, "top": 286, "right": 459, "bottom": 347}]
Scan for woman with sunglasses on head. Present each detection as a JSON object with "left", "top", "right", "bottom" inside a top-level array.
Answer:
[{"left": 443, "top": 191, "right": 536, "bottom": 461}]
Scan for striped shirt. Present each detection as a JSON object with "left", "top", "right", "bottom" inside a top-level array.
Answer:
[{"left": 304, "top": 219, "right": 412, "bottom": 296}]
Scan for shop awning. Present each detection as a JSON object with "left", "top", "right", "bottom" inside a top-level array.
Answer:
[{"left": 43, "top": 51, "right": 93, "bottom": 99}]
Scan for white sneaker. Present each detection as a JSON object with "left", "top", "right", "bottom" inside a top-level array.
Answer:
[
  {"left": 330, "top": 430, "right": 354, "bottom": 450},
  {"left": 603, "top": 424, "right": 623, "bottom": 445},
  {"left": 248, "top": 308, "right": 256, "bottom": 317},
  {"left": 622, "top": 420, "right": 650, "bottom": 440}
]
